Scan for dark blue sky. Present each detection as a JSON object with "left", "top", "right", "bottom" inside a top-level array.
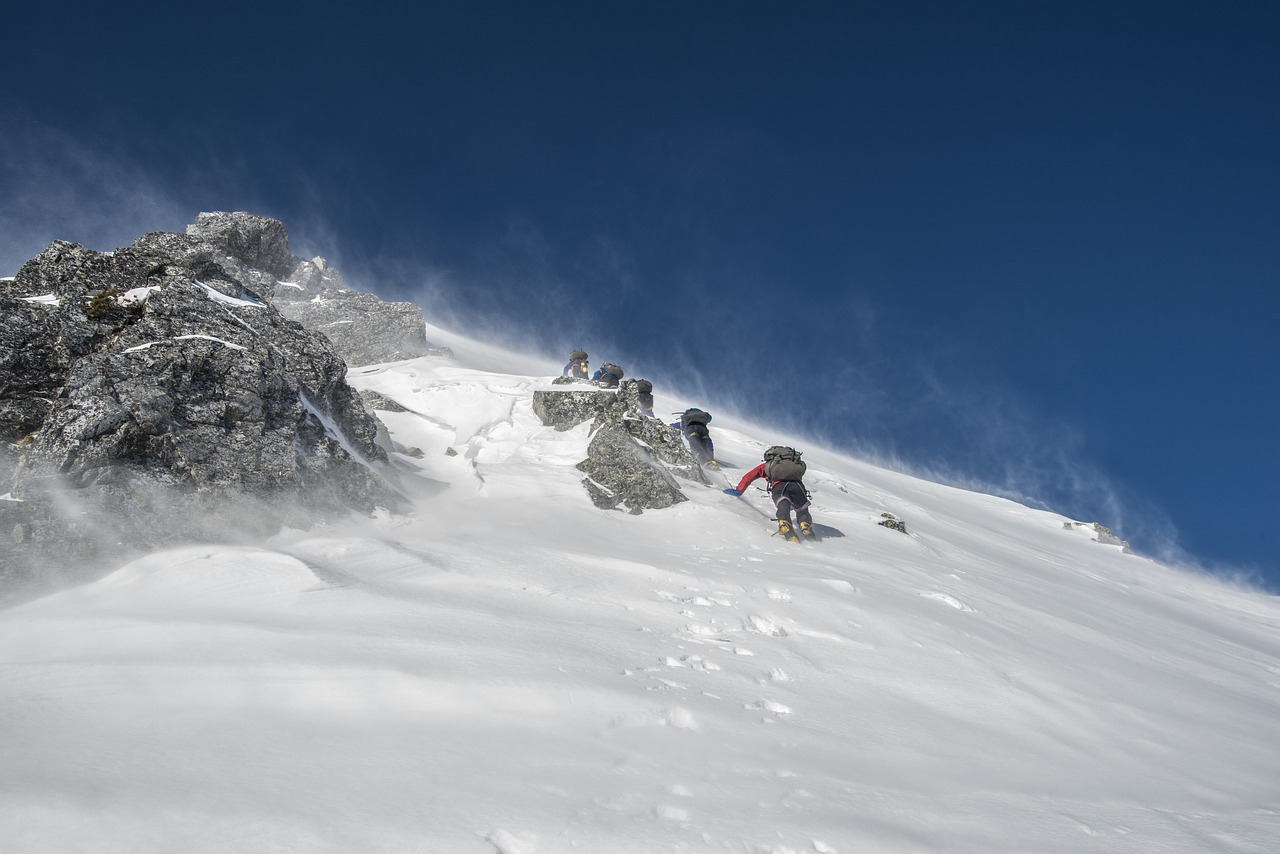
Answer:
[{"left": 4, "top": 2, "right": 1277, "bottom": 588}]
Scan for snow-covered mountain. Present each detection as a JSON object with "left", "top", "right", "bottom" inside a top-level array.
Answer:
[{"left": 2, "top": 320, "right": 1277, "bottom": 854}]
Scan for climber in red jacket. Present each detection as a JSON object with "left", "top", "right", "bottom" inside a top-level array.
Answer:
[{"left": 724, "top": 446, "right": 814, "bottom": 542}]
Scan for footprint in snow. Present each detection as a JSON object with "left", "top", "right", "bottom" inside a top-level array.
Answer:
[
  {"left": 744, "top": 614, "right": 789, "bottom": 636},
  {"left": 607, "top": 706, "right": 700, "bottom": 732},
  {"left": 663, "top": 655, "right": 720, "bottom": 672},
  {"left": 746, "top": 699, "right": 793, "bottom": 716},
  {"left": 648, "top": 677, "right": 687, "bottom": 691},
  {"left": 486, "top": 829, "right": 538, "bottom": 854}
]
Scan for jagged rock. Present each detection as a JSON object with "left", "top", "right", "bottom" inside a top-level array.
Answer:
[
  {"left": 532, "top": 386, "right": 617, "bottom": 431},
  {"left": 619, "top": 413, "right": 709, "bottom": 486},
  {"left": 271, "top": 265, "right": 440, "bottom": 365},
  {"left": 1064, "top": 520, "right": 1132, "bottom": 553},
  {"left": 577, "top": 424, "right": 687, "bottom": 514},
  {"left": 879, "top": 512, "right": 908, "bottom": 534},
  {"left": 188, "top": 211, "right": 445, "bottom": 366},
  {"left": 188, "top": 211, "right": 293, "bottom": 279},
  {"left": 0, "top": 230, "right": 401, "bottom": 590},
  {"left": 360, "top": 389, "right": 409, "bottom": 412},
  {"left": 1090, "top": 522, "right": 1132, "bottom": 553},
  {"left": 536, "top": 378, "right": 708, "bottom": 512}
]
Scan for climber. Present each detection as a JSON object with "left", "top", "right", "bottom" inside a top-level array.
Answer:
[
  {"left": 564, "top": 349, "right": 590, "bottom": 380},
  {"left": 723, "top": 446, "right": 814, "bottom": 542},
  {"left": 634, "top": 379, "right": 655, "bottom": 417},
  {"left": 671, "top": 408, "right": 717, "bottom": 469},
  {"left": 592, "top": 361, "right": 624, "bottom": 388}
]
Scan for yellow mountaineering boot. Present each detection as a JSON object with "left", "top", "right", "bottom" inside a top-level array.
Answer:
[
  {"left": 799, "top": 521, "right": 816, "bottom": 540},
  {"left": 777, "top": 520, "right": 800, "bottom": 543}
]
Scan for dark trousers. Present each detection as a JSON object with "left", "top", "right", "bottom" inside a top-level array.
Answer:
[
  {"left": 685, "top": 423, "right": 713, "bottom": 464},
  {"left": 771, "top": 481, "right": 812, "bottom": 525}
]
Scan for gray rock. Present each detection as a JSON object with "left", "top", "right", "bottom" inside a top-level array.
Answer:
[
  {"left": 187, "top": 212, "right": 445, "bottom": 366},
  {"left": 577, "top": 424, "right": 687, "bottom": 514},
  {"left": 270, "top": 257, "right": 443, "bottom": 365},
  {"left": 187, "top": 211, "right": 294, "bottom": 279},
  {"left": 534, "top": 379, "right": 708, "bottom": 512},
  {"left": 879, "top": 512, "right": 908, "bottom": 534},
  {"left": 0, "top": 228, "right": 402, "bottom": 595},
  {"left": 618, "top": 411, "right": 709, "bottom": 486},
  {"left": 1063, "top": 521, "right": 1132, "bottom": 553},
  {"left": 360, "top": 389, "right": 409, "bottom": 413},
  {"left": 1090, "top": 522, "right": 1132, "bottom": 553},
  {"left": 532, "top": 386, "right": 617, "bottom": 431}
]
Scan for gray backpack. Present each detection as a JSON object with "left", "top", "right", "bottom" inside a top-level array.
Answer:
[
  {"left": 681, "top": 408, "right": 710, "bottom": 428},
  {"left": 763, "top": 446, "right": 806, "bottom": 481}
]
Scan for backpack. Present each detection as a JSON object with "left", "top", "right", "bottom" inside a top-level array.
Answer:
[
  {"left": 636, "top": 379, "right": 653, "bottom": 394},
  {"left": 600, "top": 362, "right": 624, "bottom": 380},
  {"left": 569, "top": 349, "right": 588, "bottom": 362},
  {"left": 681, "top": 408, "right": 710, "bottom": 428},
  {"left": 763, "top": 446, "right": 806, "bottom": 481}
]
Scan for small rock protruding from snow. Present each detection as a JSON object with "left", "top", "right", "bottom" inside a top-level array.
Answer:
[{"left": 879, "top": 512, "right": 908, "bottom": 534}]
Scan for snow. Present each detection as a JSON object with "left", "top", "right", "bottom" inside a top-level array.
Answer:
[
  {"left": 123, "top": 334, "right": 246, "bottom": 353},
  {"left": 119, "top": 285, "right": 160, "bottom": 305},
  {"left": 20, "top": 293, "right": 60, "bottom": 306},
  {"left": 194, "top": 279, "right": 266, "bottom": 307},
  {"left": 1, "top": 324, "right": 1277, "bottom": 853}
]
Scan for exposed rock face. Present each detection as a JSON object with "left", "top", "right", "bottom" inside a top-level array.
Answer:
[
  {"left": 188, "top": 211, "right": 293, "bottom": 279},
  {"left": 879, "top": 512, "right": 908, "bottom": 534},
  {"left": 533, "top": 383, "right": 617, "bottom": 431},
  {"left": 186, "top": 211, "right": 443, "bottom": 366},
  {"left": 1063, "top": 521, "right": 1132, "bottom": 553},
  {"left": 0, "top": 228, "right": 401, "bottom": 587},
  {"left": 578, "top": 424, "right": 687, "bottom": 514},
  {"left": 533, "top": 378, "right": 709, "bottom": 513}
]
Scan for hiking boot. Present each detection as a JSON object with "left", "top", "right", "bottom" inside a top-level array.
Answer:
[
  {"left": 799, "top": 521, "right": 816, "bottom": 539},
  {"left": 777, "top": 520, "right": 800, "bottom": 543}
]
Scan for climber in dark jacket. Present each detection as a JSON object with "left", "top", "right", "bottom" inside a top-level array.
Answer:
[
  {"left": 564, "top": 349, "right": 590, "bottom": 380},
  {"left": 592, "top": 361, "right": 624, "bottom": 388},
  {"left": 671, "top": 408, "right": 717, "bottom": 469},
  {"left": 634, "top": 379, "right": 655, "bottom": 417}
]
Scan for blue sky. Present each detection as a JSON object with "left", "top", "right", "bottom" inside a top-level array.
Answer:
[{"left": 3, "top": 2, "right": 1277, "bottom": 588}]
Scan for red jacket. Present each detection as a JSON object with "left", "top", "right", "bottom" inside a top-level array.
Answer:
[{"left": 736, "top": 462, "right": 769, "bottom": 493}]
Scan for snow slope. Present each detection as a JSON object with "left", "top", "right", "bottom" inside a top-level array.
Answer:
[{"left": 2, "top": 322, "right": 1278, "bottom": 854}]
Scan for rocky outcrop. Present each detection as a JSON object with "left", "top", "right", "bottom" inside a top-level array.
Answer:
[
  {"left": 533, "top": 378, "right": 709, "bottom": 513},
  {"left": 0, "top": 227, "right": 403, "bottom": 588},
  {"left": 270, "top": 256, "right": 446, "bottom": 366},
  {"left": 532, "top": 382, "right": 616, "bottom": 431},
  {"left": 1063, "top": 521, "right": 1133, "bottom": 553},
  {"left": 177, "top": 212, "right": 443, "bottom": 367},
  {"left": 879, "top": 512, "right": 908, "bottom": 534},
  {"left": 577, "top": 425, "right": 687, "bottom": 514}
]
